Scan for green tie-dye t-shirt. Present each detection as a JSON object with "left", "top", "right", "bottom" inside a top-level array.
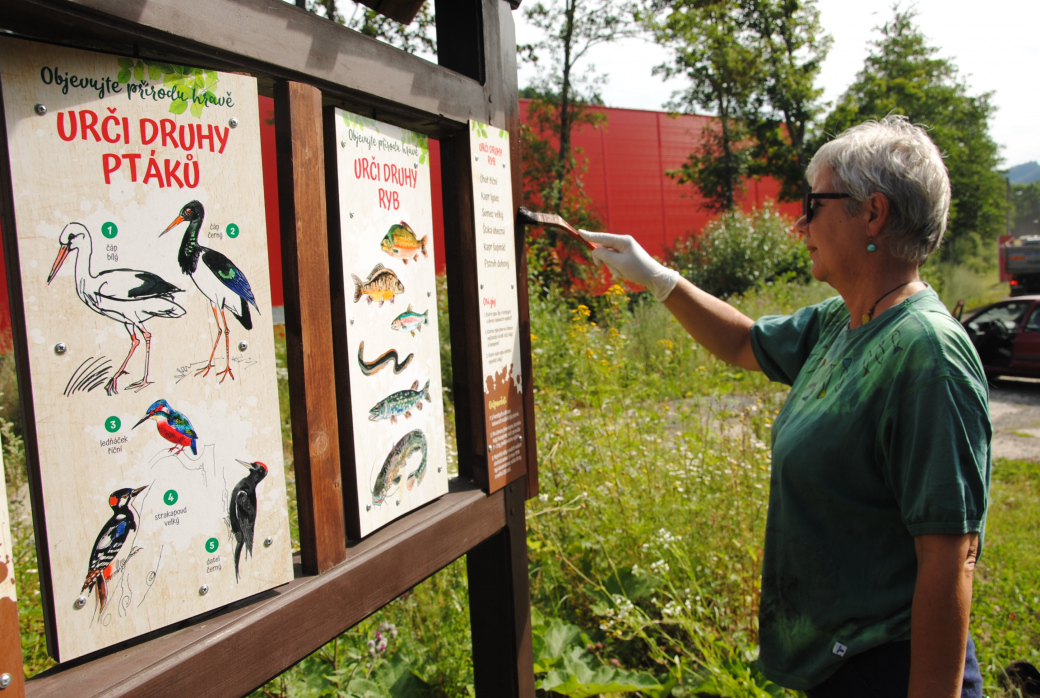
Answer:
[{"left": 748, "top": 289, "right": 991, "bottom": 689}]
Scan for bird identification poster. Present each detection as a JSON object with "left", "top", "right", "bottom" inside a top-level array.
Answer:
[
  {"left": 0, "top": 37, "right": 293, "bottom": 661},
  {"left": 328, "top": 108, "right": 449, "bottom": 538},
  {"left": 468, "top": 121, "right": 526, "bottom": 493}
]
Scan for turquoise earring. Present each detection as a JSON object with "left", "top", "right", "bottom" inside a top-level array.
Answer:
[{"left": 867, "top": 239, "right": 877, "bottom": 253}]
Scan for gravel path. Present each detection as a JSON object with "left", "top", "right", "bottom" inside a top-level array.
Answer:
[{"left": 989, "top": 377, "right": 1040, "bottom": 461}]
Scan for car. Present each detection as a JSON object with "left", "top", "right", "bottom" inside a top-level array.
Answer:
[{"left": 961, "top": 295, "right": 1040, "bottom": 379}]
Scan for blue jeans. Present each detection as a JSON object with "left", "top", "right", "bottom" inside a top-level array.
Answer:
[{"left": 806, "top": 636, "right": 982, "bottom": 698}]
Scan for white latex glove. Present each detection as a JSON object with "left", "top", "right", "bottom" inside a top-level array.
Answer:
[{"left": 579, "top": 230, "right": 680, "bottom": 302}]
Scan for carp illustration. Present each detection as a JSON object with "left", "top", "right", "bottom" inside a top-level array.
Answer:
[
  {"left": 380, "top": 221, "right": 428, "bottom": 264},
  {"left": 372, "top": 429, "right": 428, "bottom": 505},
  {"left": 369, "top": 380, "right": 431, "bottom": 423},
  {"left": 352, "top": 263, "right": 405, "bottom": 306},
  {"left": 391, "top": 306, "right": 429, "bottom": 336}
]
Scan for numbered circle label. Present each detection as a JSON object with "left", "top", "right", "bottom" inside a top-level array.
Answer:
[
  {"left": 104, "top": 416, "right": 121, "bottom": 433},
  {"left": 226, "top": 223, "right": 240, "bottom": 238},
  {"left": 205, "top": 538, "right": 219, "bottom": 553},
  {"left": 101, "top": 222, "right": 118, "bottom": 239},
  {"left": 164, "top": 490, "right": 179, "bottom": 506}
]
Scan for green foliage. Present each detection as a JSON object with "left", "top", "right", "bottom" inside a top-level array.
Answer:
[
  {"left": 665, "top": 204, "right": 811, "bottom": 298},
  {"left": 818, "top": 7, "right": 1006, "bottom": 261},
  {"left": 532, "top": 611, "right": 667, "bottom": 696},
  {"left": 1012, "top": 181, "right": 1040, "bottom": 238}
]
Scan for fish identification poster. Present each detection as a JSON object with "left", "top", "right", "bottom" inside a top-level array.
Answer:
[
  {"left": 468, "top": 121, "right": 526, "bottom": 493},
  {"left": 328, "top": 109, "right": 449, "bottom": 538},
  {"left": 0, "top": 38, "right": 293, "bottom": 660}
]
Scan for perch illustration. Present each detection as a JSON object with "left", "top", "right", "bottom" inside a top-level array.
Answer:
[
  {"left": 352, "top": 263, "right": 404, "bottom": 306},
  {"left": 81, "top": 485, "right": 147, "bottom": 614},
  {"left": 46, "top": 222, "right": 186, "bottom": 395},
  {"left": 160, "top": 201, "right": 259, "bottom": 383},
  {"left": 229, "top": 459, "right": 267, "bottom": 581},
  {"left": 132, "top": 398, "right": 199, "bottom": 455}
]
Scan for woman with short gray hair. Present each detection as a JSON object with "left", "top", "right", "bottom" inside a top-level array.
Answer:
[{"left": 581, "top": 116, "right": 989, "bottom": 697}]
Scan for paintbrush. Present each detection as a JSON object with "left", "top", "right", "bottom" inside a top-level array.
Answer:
[{"left": 516, "top": 207, "right": 597, "bottom": 251}]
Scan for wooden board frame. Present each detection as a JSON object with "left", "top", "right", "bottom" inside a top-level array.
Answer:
[{"left": 0, "top": 0, "right": 537, "bottom": 694}]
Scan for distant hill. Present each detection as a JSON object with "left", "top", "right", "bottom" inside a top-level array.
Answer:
[{"left": 1009, "top": 161, "right": 1040, "bottom": 185}]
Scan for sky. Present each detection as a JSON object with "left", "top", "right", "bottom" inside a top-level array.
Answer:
[{"left": 513, "top": 0, "right": 1040, "bottom": 168}]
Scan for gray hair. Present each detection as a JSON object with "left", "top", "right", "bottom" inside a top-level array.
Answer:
[{"left": 806, "top": 116, "right": 951, "bottom": 264}]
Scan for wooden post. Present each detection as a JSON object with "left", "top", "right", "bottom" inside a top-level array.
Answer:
[
  {"left": 467, "top": 479, "right": 535, "bottom": 697},
  {"left": 274, "top": 81, "right": 347, "bottom": 574}
]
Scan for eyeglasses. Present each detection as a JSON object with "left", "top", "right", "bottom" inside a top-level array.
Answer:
[{"left": 803, "top": 191, "right": 853, "bottom": 223}]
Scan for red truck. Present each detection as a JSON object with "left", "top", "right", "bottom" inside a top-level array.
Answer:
[{"left": 1001, "top": 235, "right": 1040, "bottom": 296}]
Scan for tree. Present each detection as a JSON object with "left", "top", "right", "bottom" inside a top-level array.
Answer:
[
  {"left": 647, "top": 0, "right": 829, "bottom": 210},
  {"left": 743, "top": 0, "right": 830, "bottom": 201},
  {"left": 523, "top": 0, "right": 635, "bottom": 213},
  {"left": 300, "top": 1, "right": 435, "bottom": 55},
  {"left": 649, "top": 0, "right": 761, "bottom": 212},
  {"left": 819, "top": 7, "right": 1005, "bottom": 261}
]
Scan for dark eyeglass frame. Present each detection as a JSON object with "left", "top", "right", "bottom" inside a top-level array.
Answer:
[{"left": 803, "top": 191, "right": 853, "bottom": 223}]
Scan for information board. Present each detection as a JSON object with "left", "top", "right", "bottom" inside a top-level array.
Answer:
[
  {"left": 0, "top": 38, "right": 293, "bottom": 660},
  {"left": 328, "top": 109, "right": 449, "bottom": 538},
  {"left": 468, "top": 121, "right": 526, "bottom": 492}
]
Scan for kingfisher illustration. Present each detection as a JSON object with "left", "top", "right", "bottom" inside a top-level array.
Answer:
[
  {"left": 160, "top": 201, "right": 259, "bottom": 383},
  {"left": 81, "top": 486, "right": 147, "bottom": 614},
  {"left": 229, "top": 460, "right": 267, "bottom": 582},
  {"left": 47, "top": 222, "right": 186, "bottom": 395},
  {"left": 132, "top": 398, "right": 199, "bottom": 456}
]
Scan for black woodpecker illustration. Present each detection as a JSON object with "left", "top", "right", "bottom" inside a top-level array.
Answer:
[
  {"left": 81, "top": 486, "right": 147, "bottom": 613},
  {"left": 230, "top": 460, "right": 267, "bottom": 581}
]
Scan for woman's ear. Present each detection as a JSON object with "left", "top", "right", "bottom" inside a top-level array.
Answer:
[{"left": 866, "top": 192, "right": 890, "bottom": 235}]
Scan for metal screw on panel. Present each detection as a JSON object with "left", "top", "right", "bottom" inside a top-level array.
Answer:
[
  {"left": 238, "top": 341, "right": 248, "bottom": 352},
  {"left": 437, "top": 466, "right": 442, "bottom": 473},
  {"left": 427, "top": 291, "right": 431, "bottom": 297},
  {"left": 488, "top": 444, "right": 493, "bottom": 452},
  {"left": 54, "top": 343, "right": 67, "bottom": 355},
  {"left": 366, "top": 504, "right": 371, "bottom": 511},
  {"left": 34, "top": 104, "right": 47, "bottom": 115},
  {"left": 228, "top": 117, "right": 239, "bottom": 128},
  {"left": 518, "top": 435, "right": 523, "bottom": 442},
  {"left": 199, "top": 584, "right": 209, "bottom": 596},
  {"left": 395, "top": 499, "right": 400, "bottom": 506},
  {"left": 0, "top": 673, "right": 11, "bottom": 689},
  {"left": 480, "top": 284, "right": 484, "bottom": 290},
  {"left": 341, "top": 139, "right": 348, "bottom": 148},
  {"left": 264, "top": 537, "right": 273, "bottom": 548},
  {"left": 73, "top": 596, "right": 87, "bottom": 610},
  {"left": 349, "top": 317, "right": 354, "bottom": 325}
]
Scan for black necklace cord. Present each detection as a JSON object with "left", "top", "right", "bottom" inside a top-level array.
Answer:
[{"left": 862, "top": 281, "right": 914, "bottom": 325}]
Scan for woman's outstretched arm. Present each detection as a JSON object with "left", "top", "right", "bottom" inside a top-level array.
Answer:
[{"left": 580, "top": 231, "right": 760, "bottom": 371}]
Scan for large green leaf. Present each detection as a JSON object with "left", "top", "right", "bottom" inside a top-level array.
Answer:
[{"left": 540, "top": 647, "right": 663, "bottom": 698}]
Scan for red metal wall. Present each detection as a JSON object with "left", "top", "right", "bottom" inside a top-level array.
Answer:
[
  {"left": 0, "top": 99, "right": 795, "bottom": 331},
  {"left": 520, "top": 99, "right": 801, "bottom": 259}
]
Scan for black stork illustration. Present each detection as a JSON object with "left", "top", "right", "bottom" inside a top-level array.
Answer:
[
  {"left": 47, "top": 223, "right": 186, "bottom": 395},
  {"left": 229, "top": 459, "right": 267, "bottom": 581},
  {"left": 81, "top": 485, "right": 147, "bottom": 614},
  {"left": 160, "top": 201, "right": 259, "bottom": 383}
]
